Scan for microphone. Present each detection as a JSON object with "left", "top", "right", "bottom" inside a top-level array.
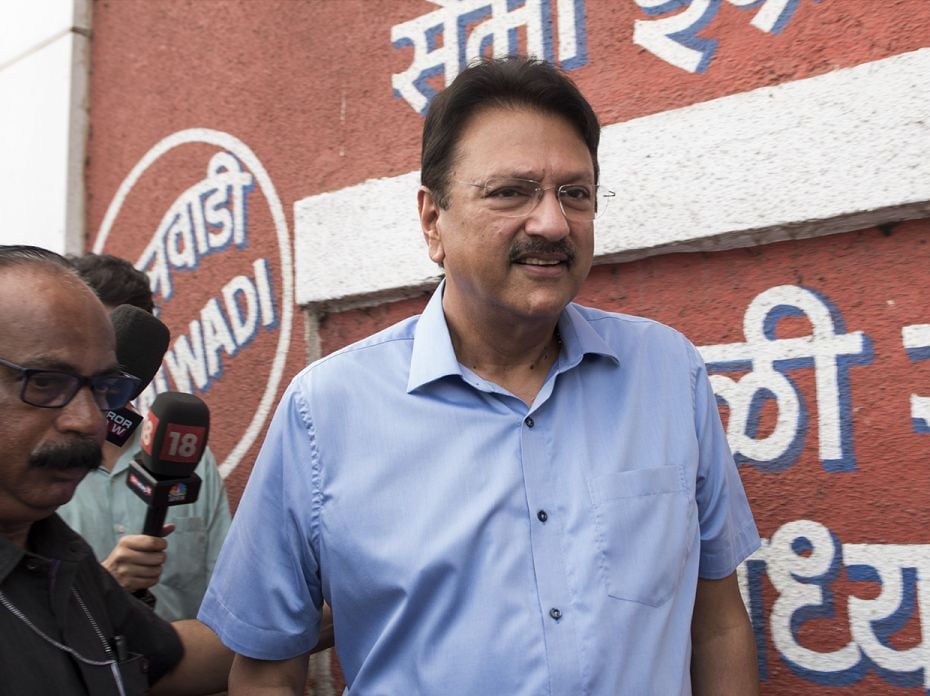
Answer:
[
  {"left": 126, "top": 391, "right": 209, "bottom": 537},
  {"left": 106, "top": 305, "right": 170, "bottom": 447}
]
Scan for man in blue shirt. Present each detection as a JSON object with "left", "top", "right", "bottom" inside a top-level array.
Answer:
[{"left": 200, "top": 56, "right": 761, "bottom": 694}]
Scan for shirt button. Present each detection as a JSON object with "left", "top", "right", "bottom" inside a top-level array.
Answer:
[
  {"left": 537, "top": 510, "right": 548, "bottom": 523},
  {"left": 549, "top": 607, "right": 562, "bottom": 621},
  {"left": 524, "top": 417, "right": 534, "bottom": 428},
  {"left": 25, "top": 560, "right": 40, "bottom": 572},
  {"left": 115, "top": 524, "right": 125, "bottom": 534}
]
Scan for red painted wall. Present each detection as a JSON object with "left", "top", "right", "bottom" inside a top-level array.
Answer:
[{"left": 84, "top": 1, "right": 930, "bottom": 692}]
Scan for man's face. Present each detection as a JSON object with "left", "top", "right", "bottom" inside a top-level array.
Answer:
[
  {"left": 0, "top": 266, "right": 116, "bottom": 530},
  {"left": 419, "top": 106, "right": 596, "bottom": 330}
]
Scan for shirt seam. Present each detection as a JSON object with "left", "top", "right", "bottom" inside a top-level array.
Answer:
[{"left": 293, "top": 386, "right": 324, "bottom": 552}]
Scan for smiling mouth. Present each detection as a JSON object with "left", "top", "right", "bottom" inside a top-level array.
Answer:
[
  {"left": 509, "top": 240, "right": 576, "bottom": 267},
  {"left": 517, "top": 259, "right": 564, "bottom": 266},
  {"left": 513, "top": 257, "right": 568, "bottom": 268}
]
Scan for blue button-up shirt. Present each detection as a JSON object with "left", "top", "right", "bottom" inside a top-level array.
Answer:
[{"left": 200, "top": 284, "right": 760, "bottom": 695}]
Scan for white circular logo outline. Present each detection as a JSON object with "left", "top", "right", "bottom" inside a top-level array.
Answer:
[{"left": 94, "top": 128, "right": 293, "bottom": 479}]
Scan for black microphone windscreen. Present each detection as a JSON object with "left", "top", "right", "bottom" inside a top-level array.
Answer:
[
  {"left": 138, "top": 391, "right": 210, "bottom": 477},
  {"left": 110, "top": 304, "right": 170, "bottom": 398},
  {"left": 130, "top": 391, "right": 208, "bottom": 539}
]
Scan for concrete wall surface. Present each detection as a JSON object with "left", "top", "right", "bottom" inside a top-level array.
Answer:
[{"left": 0, "top": 0, "right": 89, "bottom": 254}]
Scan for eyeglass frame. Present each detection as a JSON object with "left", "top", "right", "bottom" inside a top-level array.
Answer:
[
  {"left": 450, "top": 176, "right": 616, "bottom": 221},
  {"left": 0, "top": 356, "right": 141, "bottom": 411}
]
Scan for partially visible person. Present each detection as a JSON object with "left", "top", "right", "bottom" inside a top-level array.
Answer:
[
  {"left": 0, "top": 244, "right": 231, "bottom": 694},
  {"left": 58, "top": 252, "right": 232, "bottom": 622},
  {"left": 200, "top": 57, "right": 760, "bottom": 694}
]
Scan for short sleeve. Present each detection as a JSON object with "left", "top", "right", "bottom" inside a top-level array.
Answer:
[
  {"left": 690, "top": 346, "right": 761, "bottom": 578},
  {"left": 197, "top": 379, "right": 324, "bottom": 659}
]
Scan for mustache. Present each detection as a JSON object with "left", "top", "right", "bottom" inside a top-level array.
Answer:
[
  {"left": 508, "top": 238, "right": 576, "bottom": 265},
  {"left": 29, "top": 438, "right": 102, "bottom": 471}
]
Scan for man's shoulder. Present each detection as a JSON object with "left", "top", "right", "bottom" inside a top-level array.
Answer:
[
  {"left": 275, "top": 313, "right": 421, "bottom": 417},
  {"left": 32, "top": 514, "right": 98, "bottom": 561},
  {"left": 569, "top": 303, "right": 693, "bottom": 350},
  {"left": 299, "top": 314, "right": 420, "bottom": 379}
]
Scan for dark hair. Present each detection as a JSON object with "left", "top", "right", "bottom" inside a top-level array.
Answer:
[
  {"left": 69, "top": 253, "right": 155, "bottom": 314},
  {"left": 421, "top": 55, "right": 600, "bottom": 208},
  {"left": 0, "top": 245, "right": 76, "bottom": 272}
]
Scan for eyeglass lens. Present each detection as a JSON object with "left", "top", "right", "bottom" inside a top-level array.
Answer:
[
  {"left": 480, "top": 177, "right": 612, "bottom": 220},
  {"left": 11, "top": 366, "right": 139, "bottom": 411},
  {"left": 20, "top": 369, "right": 139, "bottom": 410}
]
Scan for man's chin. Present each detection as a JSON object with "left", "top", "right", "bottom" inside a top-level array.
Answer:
[{"left": 44, "top": 468, "right": 91, "bottom": 504}]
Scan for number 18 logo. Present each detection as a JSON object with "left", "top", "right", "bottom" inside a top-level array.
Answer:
[{"left": 159, "top": 423, "right": 206, "bottom": 463}]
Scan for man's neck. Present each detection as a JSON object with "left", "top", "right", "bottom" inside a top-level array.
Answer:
[
  {"left": 446, "top": 314, "right": 562, "bottom": 406},
  {"left": 0, "top": 521, "right": 33, "bottom": 549}
]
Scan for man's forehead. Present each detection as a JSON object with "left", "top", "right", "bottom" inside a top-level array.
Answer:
[
  {"left": 452, "top": 106, "right": 593, "bottom": 174},
  {"left": 0, "top": 262, "right": 77, "bottom": 293},
  {"left": 0, "top": 265, "right": 117, "bottom": 367}
]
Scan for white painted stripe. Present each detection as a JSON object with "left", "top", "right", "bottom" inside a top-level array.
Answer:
[
  {"left": 903, "top": 324, "right": 930, "bottom": 351},
  {"left": 294, "top": 48, "right": 930, "bottom": 308},
  {"left": 294, "top": 170, "right": 439, "bottom": 306}
]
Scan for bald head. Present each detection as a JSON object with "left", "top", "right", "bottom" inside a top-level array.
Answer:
[
  {"left": 0, "top": 244, "right": 76, "bottom": 271},
  {"left": 0, "top": 247, "right": 115, "bottom": 358}
]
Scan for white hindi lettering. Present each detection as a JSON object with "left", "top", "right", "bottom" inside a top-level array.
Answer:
[
  {"left": 766, "top": 520, "right": 861, "bottom": 677},
  {"left": 137, "top": 258, "right": 276, "bottom": 409},
  {"left": 139, "top": 152, "right": 254, "bottom": 301},
  {"left": 846, "top": 544, "right": 930, "bottom": 687},
  {"left": 391, "top": 0, "right": 586, "bottom": 114},
  {"left": 699, "top": 285, "right": 870, "bottom": 472},
  {"left": 902, "top": 323, "right": 930, "bottom": 433},
  {"left": 632, "top": 0, "right": 823, "bottom": 74},
  {"left": 738, "top": 520, "right": 930, "bottom": 690}
]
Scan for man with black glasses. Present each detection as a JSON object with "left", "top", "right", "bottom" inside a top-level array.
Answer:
[{"left": 0, "top": 245, "right": 230, "bottom": 694}]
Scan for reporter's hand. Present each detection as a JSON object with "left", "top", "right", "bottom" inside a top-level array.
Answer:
[{"left": 101, "top": 524, "right": 175, "bottom": 592}]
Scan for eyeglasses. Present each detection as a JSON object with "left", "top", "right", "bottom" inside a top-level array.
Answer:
[
  {"left": 453, "top": 177, "right": 615, "bottom": 221},
  {"left": 0, "top": 357, "right": 141, "bottom": 411}
]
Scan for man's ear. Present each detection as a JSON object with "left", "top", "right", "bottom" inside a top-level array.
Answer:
[{"left": 418, "top": 186, "right": 445, "bottom": 266}]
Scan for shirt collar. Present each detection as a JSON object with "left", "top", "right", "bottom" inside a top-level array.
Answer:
[
  {"left": 557, "top": 302, "right": 621, "bottom": 371},
  {"left": 407, "top": 281, "right": 463, "bottom": 392},
  {"left": 0, "top": 514, "right": 88, "bottom": 582},
  {"left": 407, "top": 281, "right": 620, "bottom": 393},
  {"left": 110, "top": 428, "right": 142, "bottom": 476}
]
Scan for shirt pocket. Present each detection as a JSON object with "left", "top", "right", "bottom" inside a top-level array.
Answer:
[
  {"left": 164, "top": 516, "right": 207, "bottom": 587},
  {"left": 588, "top": 465, "right": 696, "bottom": 607}
]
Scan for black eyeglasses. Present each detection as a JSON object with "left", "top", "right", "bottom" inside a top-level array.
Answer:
[{"left": 0, "top": 357, "right": 141, "bottom": 411}]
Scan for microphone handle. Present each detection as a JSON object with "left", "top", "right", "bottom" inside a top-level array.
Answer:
[
  {"left": 132, "top": 505, "right": 168, "bottom": 608},
  {"left": 133, "top": 588, "right": 158, "bottom": 608},
  {"left": 142, "top": 504, "right": 168, "bottom": 538}
]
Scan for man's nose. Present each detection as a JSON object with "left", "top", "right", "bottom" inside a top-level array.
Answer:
[
  {"left": 56, "top": 385, "right": 107, "bottom": 439},
  {"left": 524, "top": 189, "right": 571, "bottom": 240}
]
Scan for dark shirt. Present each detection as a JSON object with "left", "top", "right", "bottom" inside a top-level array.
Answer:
[{"left": 0, "top": 514, "right": 183, "bottom": 695}]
